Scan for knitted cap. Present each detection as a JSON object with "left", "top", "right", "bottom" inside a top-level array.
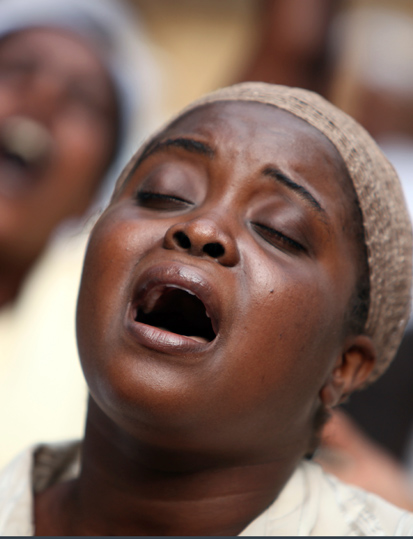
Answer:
[{"left": 119, "top": 82, "right": 413, "bottom": 384}]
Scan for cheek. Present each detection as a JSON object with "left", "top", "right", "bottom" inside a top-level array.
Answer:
[
  {"left": 76, "top": 211, "right": 179, "bottom": 425},
  {"left": 62, "top": 114, "right": 114, "bottom": 159},
  {"left": 234, "top": 252, "right": 347, "bottom": 390},
  {"left": 77, "top": 210, "right": 164, "bottom": 353},
  {"left": 0, "top": 87, "right": 19, "bottom": 116},
  {"left": 182, "top": 264, "right": 343, "bottom": 456},
  {"left": 78, "top": 214, "right": 140, "bottom": 313},
  {"left": 77, "top": 215, "right": 133, "bottom": 388}
]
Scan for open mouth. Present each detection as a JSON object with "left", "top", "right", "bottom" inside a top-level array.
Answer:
[
  {"left": 135, "top": 285, "right": 216, "bottom": 344},
  {"left": 0, "top": 116, "right": 53, "bottom": 195}
]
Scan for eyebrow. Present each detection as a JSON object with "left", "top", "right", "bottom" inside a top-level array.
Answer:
[
  {"left": 263, "top": 166, "right": 327, "bottom": 217},
  {"left": 127, "top": 137, "right": 215, "bottom": 179},
  {"left": 124, "top": 139, "right": 327, "bottom": 223}
]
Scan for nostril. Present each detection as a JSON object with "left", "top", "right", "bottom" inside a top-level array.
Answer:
[
  {"left": 174, "top": 231, "right": 191, "bottom": 249},
  {"left": 203, "top": 242, "right": 225, "bottom": 258}
]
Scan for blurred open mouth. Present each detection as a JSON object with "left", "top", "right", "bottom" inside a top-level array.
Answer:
[
  {"left": 0, "top": 116, "right": 53, "bottom": 197},
  {"left": 135, "top": 285, "right": 216, "bottom": 345}
]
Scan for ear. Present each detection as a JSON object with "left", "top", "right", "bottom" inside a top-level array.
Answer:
[{"left": 319, "top": 335, "right": 377, "bottom": 408}]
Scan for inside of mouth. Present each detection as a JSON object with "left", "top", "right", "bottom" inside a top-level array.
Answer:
[
  {"left": 0, "top": 121, "right": 52, "bottom": 175},
  {"left": 135, "top": 288, "right": 216, "bottom": 343},
  {"left": 1, "top": 149, "right": 29, "bottom": 170}
]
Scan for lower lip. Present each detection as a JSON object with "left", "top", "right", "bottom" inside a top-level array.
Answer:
[{"left": 126, "top": 317, "right": 214, "bottom": 355}]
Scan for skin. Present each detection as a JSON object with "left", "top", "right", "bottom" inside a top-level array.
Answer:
[
  {"left": 0, "top": 28, "right": 118, "bottom": 306},
  {"left": 35, "top": 101, "right": 376, "bottom": 536}
]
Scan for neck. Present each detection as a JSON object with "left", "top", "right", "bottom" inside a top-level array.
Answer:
[{"left": 35, "top": 399, "right": 299, "bottom": 536}]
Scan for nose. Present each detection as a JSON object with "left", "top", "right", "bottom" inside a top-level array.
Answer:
[{"left": 163, "top": 216, "right": 240, "bottom": 267}]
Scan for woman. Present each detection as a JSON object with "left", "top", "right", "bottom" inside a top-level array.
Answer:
[
  {"left": 0, "top": 0, "right": 161, "bottom": 468},
  {"left": 1, "top": 82, "right": 411, "bottom": 535}
]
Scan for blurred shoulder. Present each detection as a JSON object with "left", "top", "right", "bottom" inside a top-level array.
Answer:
[
  {"left": 0, "top": 441, "right": 81, "bottom": 536},
  {"left": 241, "top": 459, "right": 413, "bottom": 536},
  {"left": 306, "top": 459, "right": 413, "bottom": 536}
]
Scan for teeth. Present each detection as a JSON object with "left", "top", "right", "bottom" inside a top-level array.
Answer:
[{"left": 0, "top": 116, "right": 53, "bottom": 165}]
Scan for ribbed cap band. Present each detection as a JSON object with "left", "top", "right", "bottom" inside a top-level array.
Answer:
[{"left": 118, "top": 82, "right": 413, "bottom": 384}]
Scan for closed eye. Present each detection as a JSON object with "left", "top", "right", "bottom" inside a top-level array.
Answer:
[
  {"left": 251, "top": 222, "right": 305, "bottom": 253},
  {"left": 136, "top": 190, "right": 193, "bottom": 211}
]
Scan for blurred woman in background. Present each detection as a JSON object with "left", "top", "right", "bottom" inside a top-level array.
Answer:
[{"left": 0, "top": 0, "right": 161, "bottom": 468}]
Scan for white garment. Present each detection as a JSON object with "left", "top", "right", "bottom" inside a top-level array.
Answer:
[
  {"left": 0, "top": 234, "right": 89, "bottom": 468},
  {"left": 0, "top": 0, "right": 164, "bottom": 471},
  {"left": 0, "top": 442, "right": 412, "bottom": 536}
]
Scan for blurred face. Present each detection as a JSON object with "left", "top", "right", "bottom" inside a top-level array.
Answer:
[
  {"left": 0, "top": 28, "right": 118, "bottom": 269},
  {"left": 77, "top": 102, "right": 359, "bottom": 463}
]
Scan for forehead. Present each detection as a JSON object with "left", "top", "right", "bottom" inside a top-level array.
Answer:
[
  {"left": 130, "top": 101, "right": 351, "bottom": 216},
  {"left": 0, "top": 27, "right": 108, "bottom": 78},
  {"left": 154, "top": 101, "right": 347, "bottom": 181}
]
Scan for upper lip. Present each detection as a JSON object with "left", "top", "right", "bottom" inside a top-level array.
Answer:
[{"left": 130, "top": 261, "right": 221, "bottom": 339}]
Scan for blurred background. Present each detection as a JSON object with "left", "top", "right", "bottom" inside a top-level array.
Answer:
[{"left": 0, "top": 0, "right": 412, "bottom": 511}]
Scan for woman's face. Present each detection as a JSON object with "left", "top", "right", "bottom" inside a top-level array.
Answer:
[
  {"left": 0, "top": 28, "right": 118, "bottom": 268},
  {"left": 77, "top": 101, "right": 362, "bottom": 464}
]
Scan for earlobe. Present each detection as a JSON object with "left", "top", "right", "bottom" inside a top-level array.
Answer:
[{"left": 320, "top": 335, "right": 377, "bottom": 408}]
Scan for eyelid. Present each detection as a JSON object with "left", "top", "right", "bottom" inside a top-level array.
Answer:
[
  {"left": 251, "top": 222, "right": 305, "bottom": 253},
  {"left": 136, "top": 190, "right": 193, "bottom": 207}
]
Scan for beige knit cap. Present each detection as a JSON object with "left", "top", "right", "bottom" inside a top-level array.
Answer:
[{"left": 119, "top": 82, "right": 413, "bottom": 384}]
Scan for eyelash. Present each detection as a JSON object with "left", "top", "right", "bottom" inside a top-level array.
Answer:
[
  {"left": 136, "top": 191, "right": 304, "bottom": 253},
  {"left": 136, "top": 190, "right": 192, "bottom": 209},
  {"left": 251, "top": 222, "right": 305, "bottom": 253}
]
